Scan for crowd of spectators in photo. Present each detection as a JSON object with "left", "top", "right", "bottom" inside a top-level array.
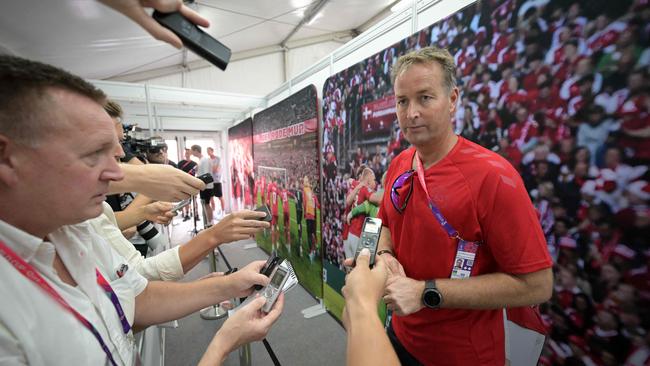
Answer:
[
  {"left": 321, "top": 0, "right": 650, "bottom": 364},
  {"left": 255, "top": 144, "right": 320, "bottom": 199},
  {"left": 228, "top": 135, "right": 254, "bottom": 211},
  {"left": 253, "top": 86, "right": 318, "bottom": 134}
]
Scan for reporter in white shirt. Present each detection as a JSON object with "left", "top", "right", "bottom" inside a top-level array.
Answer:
[{"left": 0, "top": 55, "right": 282, "bottom": 366}]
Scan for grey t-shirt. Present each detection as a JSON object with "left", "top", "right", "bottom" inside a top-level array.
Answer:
[
  {"left": 210, "top": 156, "right": 221, "bottom": 183},
  {"left": 197, "top": 157, "right": 214, "bottom": 189}
]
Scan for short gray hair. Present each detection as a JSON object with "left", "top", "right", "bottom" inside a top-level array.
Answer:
[
  {"left": 391, "top": 46, "right": 457, "bottom": 94},
  {"left": 0, "top": 55, "right": 106, "bottom": 145}
]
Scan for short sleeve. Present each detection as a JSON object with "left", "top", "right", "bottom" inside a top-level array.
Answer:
[
  {"left": 479, "top": 173, "right": 552, "bottom": 274},
  {"left": 377, "top": 186, "right": 391, "bottom": 226}
]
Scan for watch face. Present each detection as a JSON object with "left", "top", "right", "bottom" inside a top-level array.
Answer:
[{"left": 424, "top": 289, "right": 441, "bottom": 308}]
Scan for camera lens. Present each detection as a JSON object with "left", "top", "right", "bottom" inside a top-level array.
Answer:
[{"left": 136, "top": 220, "right": 166, "bottom": 250}]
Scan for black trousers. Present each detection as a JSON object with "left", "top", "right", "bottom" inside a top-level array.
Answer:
[{"left": 387, "top": 323, "right": 424, "bottom": 366}]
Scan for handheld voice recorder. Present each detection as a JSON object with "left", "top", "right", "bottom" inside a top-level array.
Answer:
[
  {"left": 152, "top": 11, "right": 231, "bottom": 70},
  {"left": 260, "top": 265, "right": 290, "bottom": 313},
  {"left": 353, "top": 217, "right": 382, "bottom": 267}
]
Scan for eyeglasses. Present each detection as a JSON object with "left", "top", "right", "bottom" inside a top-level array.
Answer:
[{"left": 390, "top": 169, "right": 415, "bottom": 214}]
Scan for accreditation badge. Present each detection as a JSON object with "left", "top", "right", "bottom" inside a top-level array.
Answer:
[{"left": 450, "top": 240, "right": 479, "bottom": 279}]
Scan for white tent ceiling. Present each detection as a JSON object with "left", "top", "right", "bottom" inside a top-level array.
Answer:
[
  {"left": 0, "top": 0, "right": 402, "bottom": 129},
  {"left": 0, "top": 0, "right": 397, "bottom": 80}
]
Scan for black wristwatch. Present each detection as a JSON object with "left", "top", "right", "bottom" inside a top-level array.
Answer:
[{"left": 422, "top": 280, "right": 443, "bottom": 309}]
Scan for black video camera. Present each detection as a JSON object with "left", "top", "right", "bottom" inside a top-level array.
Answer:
[{"left": 121, "top": 125, "right": 168, "bottom": 162}]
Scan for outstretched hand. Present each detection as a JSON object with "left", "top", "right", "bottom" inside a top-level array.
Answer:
[
  {"left": 206, "top": 210, "right": 270, "bottom": 245},
  {"left": 98, "top": 0, "right": 210, "bottom": 49},
  {"left": 113, "top": 163, "right": 206, "bottom": 201},
  {"left": 142, "top": 201, "right": 175, "bottom": 225},
  {"left": 341, "top": 249, "right": 388, "bottom": 329},
  {"left": 223, "top": 260, "right": 270, "bottom": 299},
  {"left": 198, "top": 294, "right": 284, "bottom": 366}
]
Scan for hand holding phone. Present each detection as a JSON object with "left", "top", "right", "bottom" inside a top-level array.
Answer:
[
  {"left": 254, "top": 205, "right": 272, "bottom": 222},
  {"left": 198, "top": 173, "right": 214, "bottom": 185}
]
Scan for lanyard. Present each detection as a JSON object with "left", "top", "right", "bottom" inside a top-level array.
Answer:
[
  {"left": 96, "top": 269, "right": 132, "bottom": 334},
  {"left": 414, "top": 151, "right": 480, "bottom": 279},
  {"left": 414, "top": 152, "right": 459, "bottom": 239},
  {"left": 0, "top": 240, "right": 129, "bottom": 366}
]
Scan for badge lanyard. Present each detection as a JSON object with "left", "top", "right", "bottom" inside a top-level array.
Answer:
[
  {"left": 414, "top": 152, "right": 479, "bottom": 279},
  {"left": 0, "top": 240, "right": 131, "bottom": 366}
]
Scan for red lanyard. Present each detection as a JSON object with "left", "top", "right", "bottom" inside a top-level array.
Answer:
[
  {"left": 0, "top": 240, "right": 129, "bottom": 366},
  {"left": 414, "top": 152, "right": 459, "bottom": 239},
  {"left": 414, "top": 152, "right": 480, "bottom": 279}
]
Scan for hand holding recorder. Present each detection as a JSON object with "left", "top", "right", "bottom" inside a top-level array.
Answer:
[
  {"left": 111, "top": 163, "right": 206, "bottom": 201},
  {"left": 199, "top": 293, "right": 284, "bottom": 365}
]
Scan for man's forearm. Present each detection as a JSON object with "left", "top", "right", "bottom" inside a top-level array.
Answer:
[
  {"left": 134, "top": 277, "right": 231, "bottom": 328},
  {"left": 114, "top": 196, "right": 152, "bottom": 230},
  {"left": 178, "top": 231, "right": 220, "bottom": 274},
  {"left": 346, "top": 302, "right": 399, "bottom": 366},
  {"left": 436, "top": 268, "right": 553, "bottom": 309},
  {"left": 109, "top": 164, "right": 146, "bottom": 194}
]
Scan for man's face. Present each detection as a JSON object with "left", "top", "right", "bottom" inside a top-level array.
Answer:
[
  {"left": 112, "top": 120, "right": 126, "bottom": 160},
  {"left": 394, "top": 62, "right": 458, "bottom": 148},
  {"left": 14, "top": 89, "right": 123, "bottom": 226},
  {"left": 146, "top": 148, "right": 166, "bottom": 164}
]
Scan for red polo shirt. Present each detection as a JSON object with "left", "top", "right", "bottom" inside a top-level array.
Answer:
[{"left": 378, "top": 137, "right": 552, "bottom": 365}]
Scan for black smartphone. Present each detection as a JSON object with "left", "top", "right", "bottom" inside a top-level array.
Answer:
[
  {"left": 152, "top": 11, "right": 231, "bottom": 70},
  {"left": 254, "top": 255, "right": 281, "bottom": 290},
  {"left": 198, "top": 173, "right": 213, "bottom": 185},
  {"left": 254, "top": 205, "right": 272, "bottom": 222}
]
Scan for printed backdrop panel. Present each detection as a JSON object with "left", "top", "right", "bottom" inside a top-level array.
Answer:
[
  {"left": 253, "top": 85, "right": 322, "bottom": 298},
  {"left": 228, "top": 118, "right": 254, "bottom": 212}
]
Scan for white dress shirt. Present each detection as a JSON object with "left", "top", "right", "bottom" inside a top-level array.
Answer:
[
  {"left": 88, "top": 202, "right": 183, "bottom": 281},
  {"left": 0, "top": 219, "right": 148, "bottom": 366}
]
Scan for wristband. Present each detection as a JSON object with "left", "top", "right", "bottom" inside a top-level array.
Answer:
[{"left": 376, "top": 249, "right": 394, "bottom": 257}]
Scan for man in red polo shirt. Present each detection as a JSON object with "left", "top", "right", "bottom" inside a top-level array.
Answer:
[{"left": 376, "top": 46, "right": 553, "bottom": 365}]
